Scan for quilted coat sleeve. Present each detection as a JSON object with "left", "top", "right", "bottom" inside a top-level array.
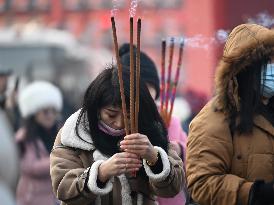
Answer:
[
  {"left": 186, "top": 105, "right": 252, "bottom": 205},
  {"left": 143, "top": 145, "right": 185, "bottom": 198},
  {"left": 50, "top": 132, "right": 112, "bottom": 205}
]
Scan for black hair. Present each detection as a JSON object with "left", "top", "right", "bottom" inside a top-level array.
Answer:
[
  {"left": 119, "top": 43, "right": 160, "bottom": 99},
  {"left": 228, "top": 45, "right": 274, "bottom": 134},
  {"left": 76, "top": 65, "right": 168, "bottom": 157},
  {"left": 18, "top": 116, "right": 58, "bottom": 157}
]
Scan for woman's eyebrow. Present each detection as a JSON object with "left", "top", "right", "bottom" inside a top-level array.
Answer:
[{"left": 105, "top": 108, "right": 120, "bottom": 112}]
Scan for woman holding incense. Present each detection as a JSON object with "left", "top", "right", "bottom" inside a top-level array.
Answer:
[
  {"left": 119, "top": 43, "right": 187, "bottom": 205},
  {"left": 50, "top": 66, "right": 184, "bottom": 205}
]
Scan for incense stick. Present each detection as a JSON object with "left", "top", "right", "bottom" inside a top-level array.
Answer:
[
  {"left": 111, "top": 16, "right": 130, "bottom": 135},
  {"left": 160, "top": 40, "right": 166, "bottom": 115},
  {"left": 130, "top": 17, "right": 135, "bottom": 134},
  {"left": 167, "top": 38, "right": 184, "bottom": 125},
  {"left": 165, "top": 37, "right": 175, "bottom": 119},
  {"left": 135, "top": 18, "right": 141, "bottom": 133}
]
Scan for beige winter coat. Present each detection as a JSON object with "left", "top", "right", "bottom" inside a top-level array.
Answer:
[
  {"left": 50, "top": 110, "right": 185, "bottom": 205},
  {"left": 186, "top": 24, "right": 274, "bottom": 205}
]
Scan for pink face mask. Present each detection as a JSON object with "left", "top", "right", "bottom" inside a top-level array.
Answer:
[{"left": 98, "top": 120, "right": 125, "bottom": 137}]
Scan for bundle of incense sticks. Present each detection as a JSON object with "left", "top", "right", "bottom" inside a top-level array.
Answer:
[
  {"left": 111, "top": 16, "right": 141, "bottom": 134},
  {"left": 111, "top": 16, "right": 141, "bottom": 176},
  {"left": 160, "top": 37, "right": 185, "bottom": 126}
]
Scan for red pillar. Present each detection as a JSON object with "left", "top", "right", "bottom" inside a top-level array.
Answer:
[{"left": 49, "top": 0, "right": 64, "bottom": 27}]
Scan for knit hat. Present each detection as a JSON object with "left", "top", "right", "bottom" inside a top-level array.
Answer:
[
  {"left": 18, "top": 81, "right": 63, "bottom": 118},
  {"left": 119, "top": 43, "right": 160, "bottom": 99}
]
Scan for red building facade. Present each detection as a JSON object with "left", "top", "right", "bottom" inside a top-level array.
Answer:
[{"left": 0, "top": 0, "right": 273, "bottom": 97}]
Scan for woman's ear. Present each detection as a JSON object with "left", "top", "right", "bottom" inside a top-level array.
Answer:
[{"left": 97, "top": 111, "right": 101, "bottom": 120}]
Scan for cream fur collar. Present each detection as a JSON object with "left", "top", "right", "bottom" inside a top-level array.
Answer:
[{"left": 61, "top": 109, "right": 95, "bottom": 151}]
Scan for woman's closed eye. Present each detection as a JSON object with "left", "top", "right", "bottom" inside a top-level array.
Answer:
[
  {"left": 105, "top": 110, "right": 118, "bottom": 118},
  {"left": 108, "top": 114, "right": 116, "bottom": 118}
]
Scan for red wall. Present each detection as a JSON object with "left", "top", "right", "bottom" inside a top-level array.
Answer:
[
  {"left": 223, "top": 0, "right": 274, "bottom": 29},
  {"left": 1, "top": 0, "right": 274, "bottom": 98}
]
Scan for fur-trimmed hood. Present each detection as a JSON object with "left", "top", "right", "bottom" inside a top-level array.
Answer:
[{"left": 214, "top": 24, "right": 274, "bottom": 113}]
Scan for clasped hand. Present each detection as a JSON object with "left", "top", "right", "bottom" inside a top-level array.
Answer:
[
  {"left": 120, "top": 133, "right": 157, "bottom": 162},
  {"left": 98, "top": 133, "right": 157, "bottom": 182}
]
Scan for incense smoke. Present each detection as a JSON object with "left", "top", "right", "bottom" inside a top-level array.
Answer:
[
  {"left": 165, "top": 35, "right": 214, "bottom": 50},
  {"left": 165, "top": 30, "right": 229, "bottom": 50},
  {"left": 111, "top": 0, "right": 120, "bottom": 16},
  {"left": 165, "top": 12, "right": 274, "bottom": 50},
  {"left": 215, "top": 29, "right": 229, "bottom": 43},
  {"left": 166, "top": 36, "right": 184, "bottom": 45},
  {"left": 184, "top": 35, "right": 216, "bottom": 49},
  {"left": 247, "top": 11, "right": 274, "bottom": 28},
  {"left": 129, "top": 0, "right": 139, "bottom": 17}
]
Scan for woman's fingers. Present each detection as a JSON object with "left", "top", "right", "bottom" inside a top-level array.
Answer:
[
  {"left": 116, "top": 152, "right": 139, "bottom": 159},
  {"left": 119, "top": 135, "right": 153, "bottom": 159},
  {"left": 123, "top": 149, "right": 145, "bottom": 156},
  {"left": 114, "top": 152, "right": 142, "bottom": 164},
  {"left": 118, "top": 167, "right": 139, "bottom": 175},
  {"left": 116, "top": 158, "right": 142, "bottom": 175},
  {"left": 124, "top": 133, "right": 145, "bottom": 140},
  {"left": 122, "top": 157, "right": 142, "bottom": 164},
  {"left": 106, "top": 152, "right": 143, "bottom": 177},
  {"left": 124, "top": 168, "right": 140, "bottom": 173},
  {"left": 120, "top": 144, "right": 147, "bottom": 150},
  {"left": 120, "top": 139, "right": 148, "bottom": 146},
  {"left": 118, "top": 162, "right": 142, "bottom": 169},
  {"left": 120, "top": 134, "right": 150, "bottom": 149}
]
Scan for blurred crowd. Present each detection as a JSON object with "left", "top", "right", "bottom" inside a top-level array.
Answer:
[{"left": 0, "top": 68, "right": 64, "bottom": 205}]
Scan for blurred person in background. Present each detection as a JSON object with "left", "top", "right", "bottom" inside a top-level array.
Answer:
[
  {"left": 0, "top": 118, "right": 18, "bottom": 205},
  {"left": 0, "top": 66, "right": 21, "bottom": 131},
  {"left": 119, "top": 43, "right": 187, "bottom": 205},
  {"left": 182, "top": 89, "right": 207, "bottom": 134},
  {"left": 0, "top": 69, "right": 19, "bottom": 205},
  {"left": 16, "top": 81, "right": 63, "bottom": 205},
  {"left": 0, "top": 67, "right": 11, "bottom": 109},
  {"left": 187, "top": 24, "right": 274, "bottom": 205}
]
